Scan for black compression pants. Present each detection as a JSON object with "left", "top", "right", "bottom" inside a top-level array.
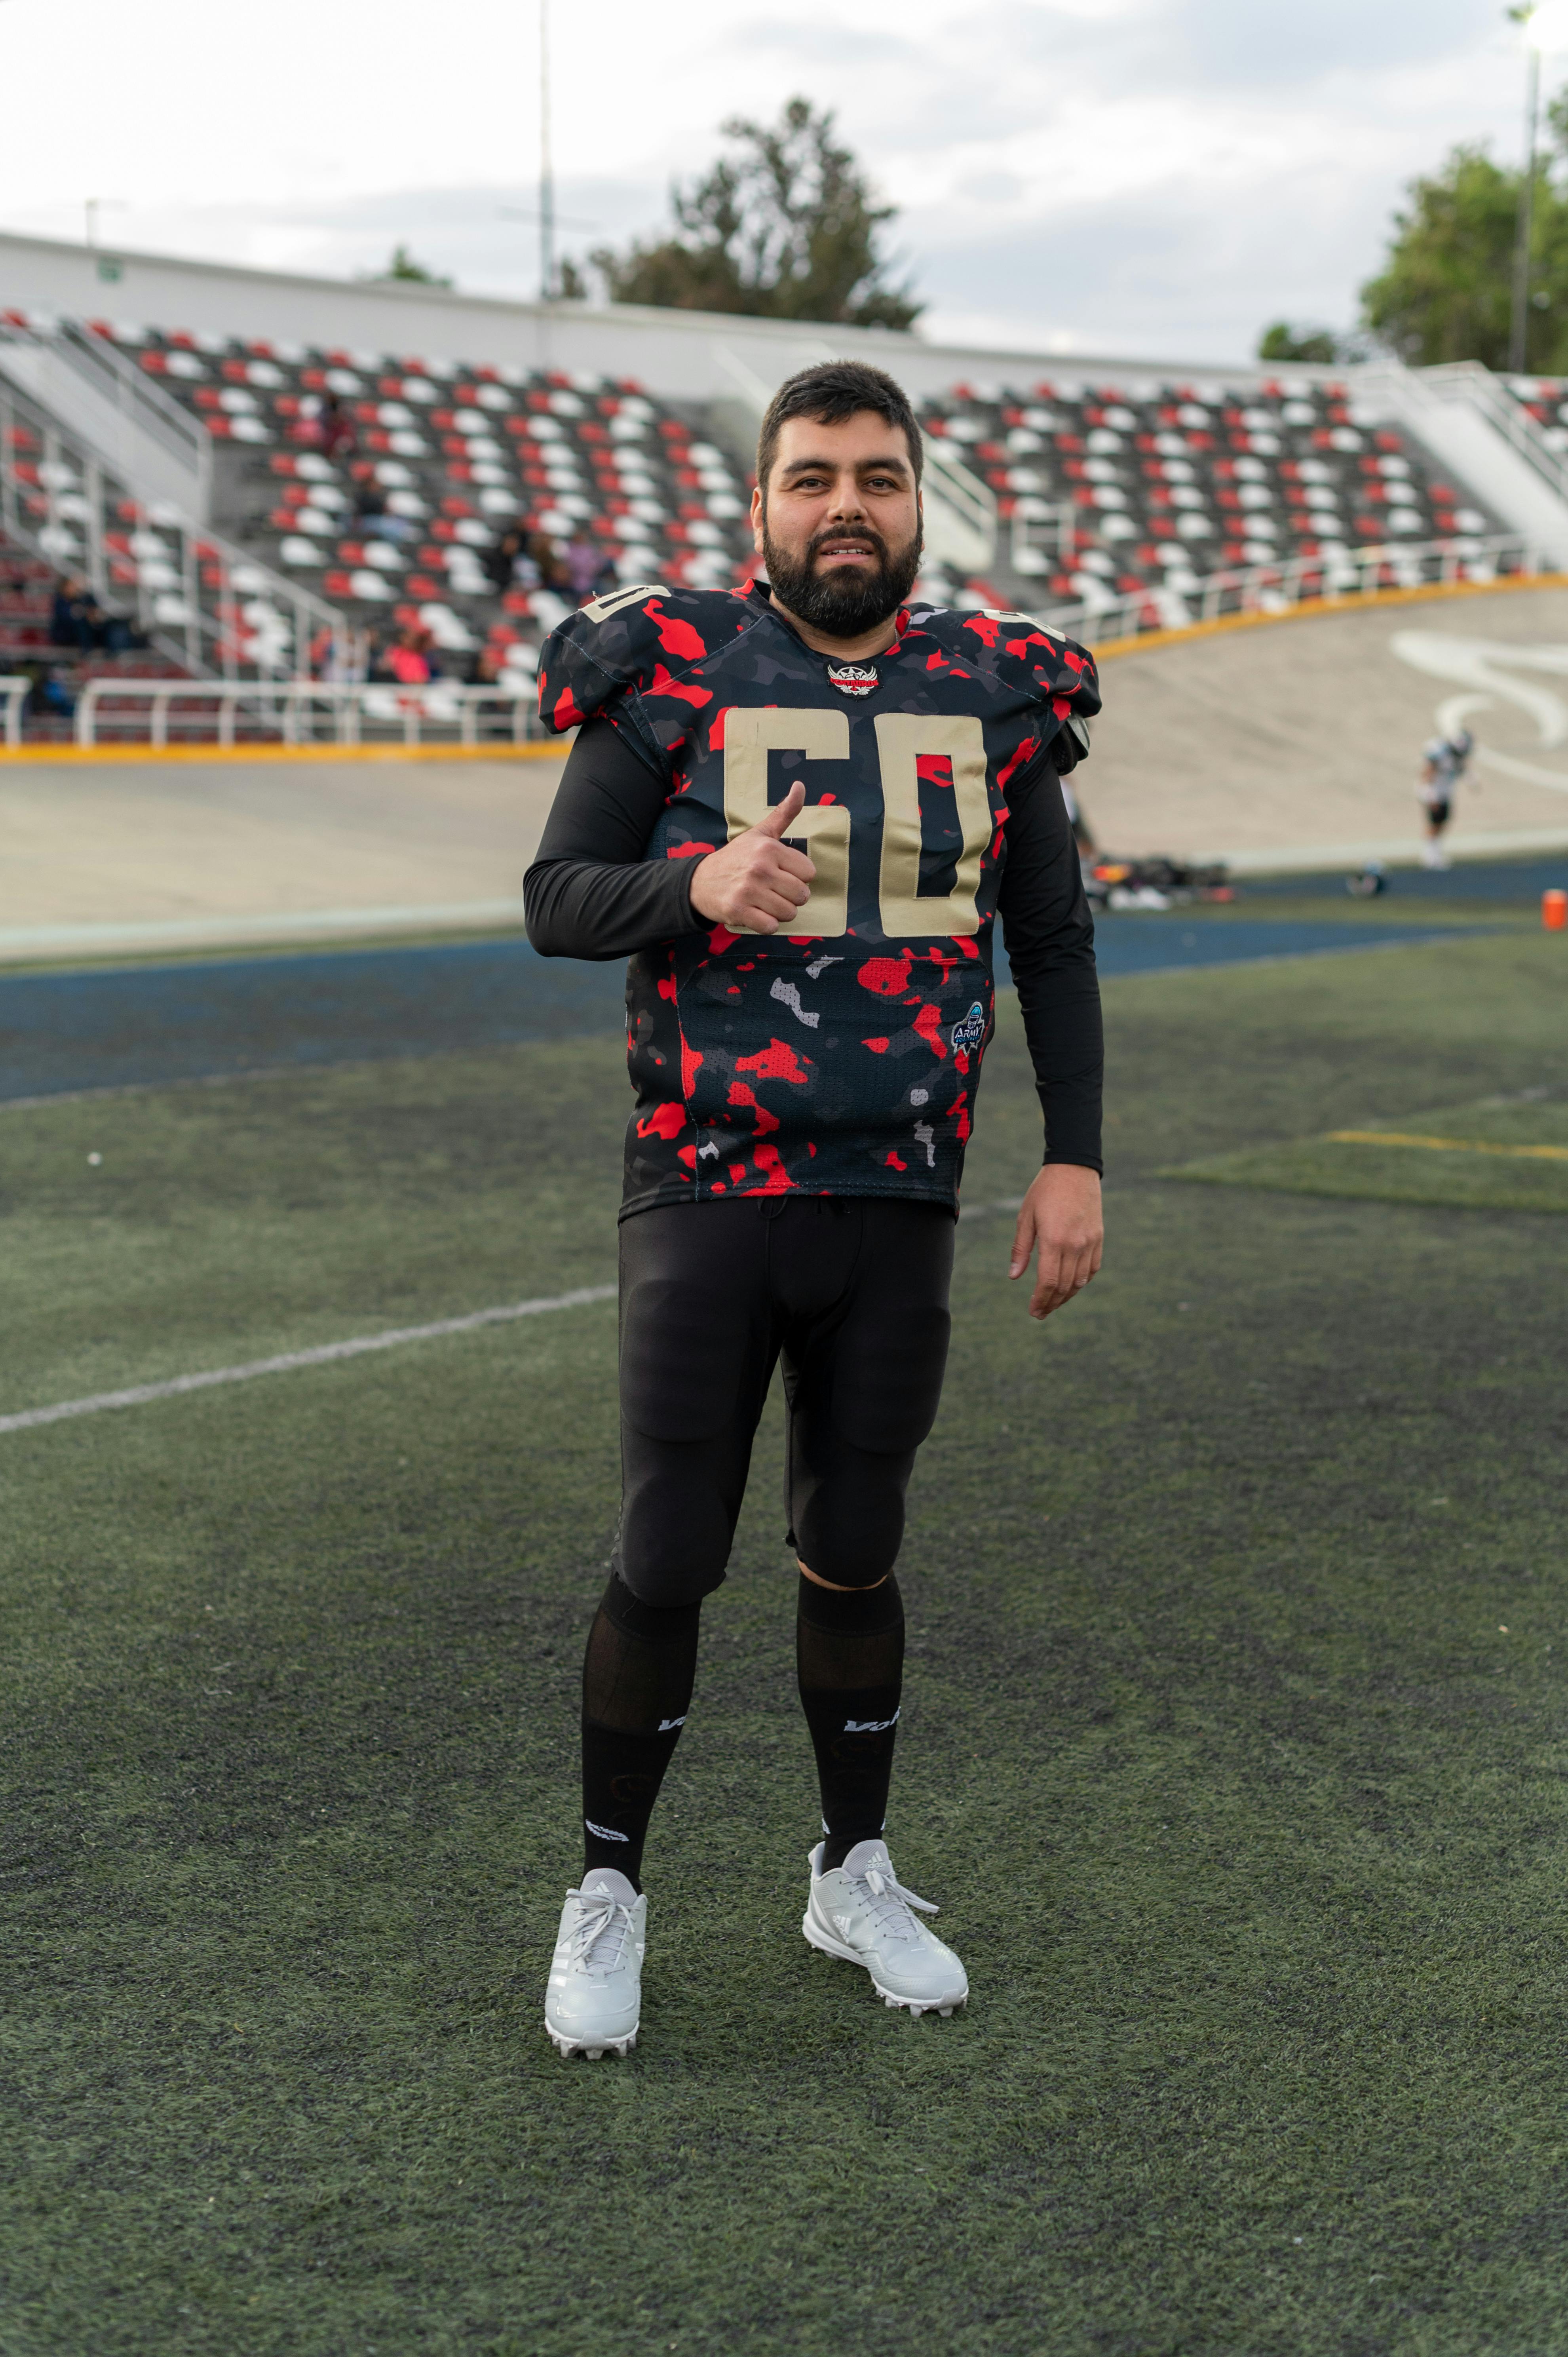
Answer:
[{"left": 614, "top": 1197, "right": 955, "bottom": 1606}]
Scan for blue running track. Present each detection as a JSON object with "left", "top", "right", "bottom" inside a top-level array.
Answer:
[{"left": 0, "top": 919, "right": 1490, "bottom": 1105}]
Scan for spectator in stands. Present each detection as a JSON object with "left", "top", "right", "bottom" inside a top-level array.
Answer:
[
  {"left": 466, "top": 642, "right": 507, "bottom": 687},
  {"left": 26, "top": 662, "right": 75, "bottom": 719},
  {"left": 385, "top": 623, "right": 439, "bottom": 685},
  {"left": 563, "top": 532, "right": 602, "bottom": 603},
  {"left": 530, "top": 532, "right": 569, "bottom": 593},
  {"left": 354, "top": 482, "right": 416, "bottom": 546},
  {"left": 50, "top": 575, "right": 102, "bottom": 653},
  {"left": 319, "top": 392, "right": 356, "bottom": 462},
  {"left": 97, "top": 600, "right": 137, "bottom": 656},
  {"left": 485, "top": 523, "right": 528, "bottom": 595},
  {"left": 466, "top": 640, "right": 504, "bottom": 707}
]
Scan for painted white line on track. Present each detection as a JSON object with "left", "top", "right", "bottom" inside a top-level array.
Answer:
[
  {"left": 0, "top": 900, "right": 530, "bottom": 959},
  {"left": 0, "top": 1284, "right": 617, "bottom": 1437}
]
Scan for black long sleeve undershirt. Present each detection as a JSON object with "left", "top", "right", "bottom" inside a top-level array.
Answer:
[{"left": 524, "top": 717, "right": 1103, "bottom": 1171}]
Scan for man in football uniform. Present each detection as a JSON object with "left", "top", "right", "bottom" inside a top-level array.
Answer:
[
  {"left": 1416, "top": 728, "right": 1474, "bottom": 869},
  {"left": 524, "top": 360, "right": 1104, "bottom": 2058}
]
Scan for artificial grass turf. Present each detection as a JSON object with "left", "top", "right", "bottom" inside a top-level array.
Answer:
[
  {"left": 1164, "top": 1093, "right": 1568, "bottom": 1216},
  {"left": 1, "top": 932, "right": 1566, "bottom": 2354}
]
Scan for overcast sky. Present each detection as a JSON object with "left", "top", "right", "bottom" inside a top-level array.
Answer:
[{"left": 0, "top": 0, "right": 1561, "bottom": 361}]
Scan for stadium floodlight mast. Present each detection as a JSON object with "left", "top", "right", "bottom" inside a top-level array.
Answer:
[
  {"left": 499, "top": 3, "right": 603, "bottom": 304},
  {"left": 540, "top": 0, "right": 554, "bottom": 301},
  {"left": 1509, "top": 1, "right": 1568, "bottom": 372}
]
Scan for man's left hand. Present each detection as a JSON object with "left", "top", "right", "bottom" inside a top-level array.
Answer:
[{"left": 1009, "top": 1164, "right": 1103, "bottom": 1321}]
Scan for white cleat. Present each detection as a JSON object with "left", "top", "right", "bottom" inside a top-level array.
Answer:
[
  {"left": 544, "top": 1867, "right": 645, "bottom": 2059},
  {"left": 802, "top": 1838, "right": 969, "bottom": 2016}
]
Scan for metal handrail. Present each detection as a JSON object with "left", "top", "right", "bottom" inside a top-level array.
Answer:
[
  {"left": 55, "top": 320, "right": 215, "bottom": 509},
  {"left": 1418, "top": 361, "right": 1568, "bottom": 510},
  {"left": 924, "top": 441, "right": 997, "bottom": 541},
  {"left": 0, "top": 674, "right": 29, "bottom": 748},
  {"left": 1011, "top": 497, "right": 1076, "bottom": 571},
  {"left": 1037, "top": 532, "right": 1546, "bottom": 649},
  {"left": 0, "top": 314, "right": 214, "bottom": 532},
  {"left": 0, "top": 357, "right": 349, "bottom": 682},
  {"left": 71, "top": 677, "right": 539, "bottom": 749}
]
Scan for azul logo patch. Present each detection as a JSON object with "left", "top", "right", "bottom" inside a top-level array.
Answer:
[
  {"left": 826, "top": 661, "right": 878, "bottom": 698},
  {"left": 951, "top": 1001, "right": 986, "bottom": 1053}
]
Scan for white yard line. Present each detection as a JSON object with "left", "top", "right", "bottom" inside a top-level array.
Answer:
[
  {"left": 0, "top": 1284, "right": 616, "bottom": 1437},
  {"left": 0, "top": 1208, "right": 1030, "bottom": 1438},
  {"left": 0, "top": 1197, "right": 1084, "bottom": 1439}
]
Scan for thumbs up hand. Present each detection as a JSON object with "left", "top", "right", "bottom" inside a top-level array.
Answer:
[{"left": 688, "top": 780, "right": 817, "bottom": 934}]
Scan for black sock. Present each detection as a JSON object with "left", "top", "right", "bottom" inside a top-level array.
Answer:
[
  {"left": 796, "top": 1572, "right": 904, "bottom": 1872},
  {"left": 580, "top": 1573, "right": 700, "bottom": 1890}
]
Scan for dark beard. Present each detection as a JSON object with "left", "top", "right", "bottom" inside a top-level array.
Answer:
[{"left": 760, "top": 515, "right": 923, "bottom": 637}]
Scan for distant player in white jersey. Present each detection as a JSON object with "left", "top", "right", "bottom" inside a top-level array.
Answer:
[{"left": 1416, "top": 729, "right": 1474, "bottom": 869}]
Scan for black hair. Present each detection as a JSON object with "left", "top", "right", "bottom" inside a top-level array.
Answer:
[{"left": 756, "top": 360, "right": 923, "bottom": 495}]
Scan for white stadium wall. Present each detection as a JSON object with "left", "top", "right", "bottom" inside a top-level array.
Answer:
[{"left": 0, "top": 229, "right": 1327, "bottom": 409}]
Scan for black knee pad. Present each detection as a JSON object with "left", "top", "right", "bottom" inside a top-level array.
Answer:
[
  {"left": 614, "top": 1461, "right": 736, "bottom": 1607},
  {"left": 791, "top": 1452, "right": 912, "bottom": 1589},
  {"left": 598, "top": 1570, "right": 702, "bottom": 1644}
]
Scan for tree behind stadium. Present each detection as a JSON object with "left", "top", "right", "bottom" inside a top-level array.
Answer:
[
  {"left": 1359, "top": 108, "right": 1568, "bottom": 370},
  {"left": 580, "top": 97, "right": 922, "bottom": 329}
]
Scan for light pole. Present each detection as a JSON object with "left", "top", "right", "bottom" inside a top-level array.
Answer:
[
  {"left": 1509, "top": 2, "right": 1568, "bottom": 374},
  {"left": 1509, "top": 6, "right": 1541, "bottom": 374},
  {"left": 539, "top": 0, "right": 555, "bottom": 302}
]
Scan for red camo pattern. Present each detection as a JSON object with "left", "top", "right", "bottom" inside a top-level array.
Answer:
[{"left": 538, "top": 580, "right": 1099, "bottom": 1215}]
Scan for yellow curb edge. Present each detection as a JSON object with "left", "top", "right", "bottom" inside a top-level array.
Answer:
[
  {"left": 0, "top": 739, "right": 565, "bottom": 764},
  {"left": 1089, "top": 569, "right": 1568, "bottom": 662}
]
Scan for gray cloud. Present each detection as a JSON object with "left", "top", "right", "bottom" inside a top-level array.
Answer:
[
  {"left": 1076, "top": 0, "right": 1500, "bottom": 91},
  {"left": 13, "top": 0, "right": 1541, "bottom": 369}
]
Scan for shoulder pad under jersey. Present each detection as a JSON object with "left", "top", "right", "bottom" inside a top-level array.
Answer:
[
  {"left": 915, "top": 605, "right": 1100, "bottom": 767},
  {"left": 536, "top": 581, "right": 759, "bottom": 736}
]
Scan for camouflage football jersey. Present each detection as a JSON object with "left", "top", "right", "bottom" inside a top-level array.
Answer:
[{"left": 536, "top": 579, "right": 1099, "bottom": 1217}]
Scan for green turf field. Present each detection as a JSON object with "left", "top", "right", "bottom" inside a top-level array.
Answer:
[
  {"left": 1166, "top": 1090, "right": 1568, "bottom": 1215},
  {"left": 2, "top": 931, "right": 1566, "bottom": 2356}
]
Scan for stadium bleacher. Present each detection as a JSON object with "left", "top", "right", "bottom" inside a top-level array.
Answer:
[
  {"left": 0, "top": 533, "right": 53, "bottom": 659},
  {"left": 0, "top": 514, "right": 190, "bottom": 739},
  {"left": 70, "top": 318, "right": 759, "bottom": 692},
  {"left": 1504, "top": 374, "right": 1568, "bottom": 451},
  {"left": 0, "top": 303, "right": 1525, "bottom": 721},
  {"left": 920, "top": 375, "right": 1498, "bottom": 613}
]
